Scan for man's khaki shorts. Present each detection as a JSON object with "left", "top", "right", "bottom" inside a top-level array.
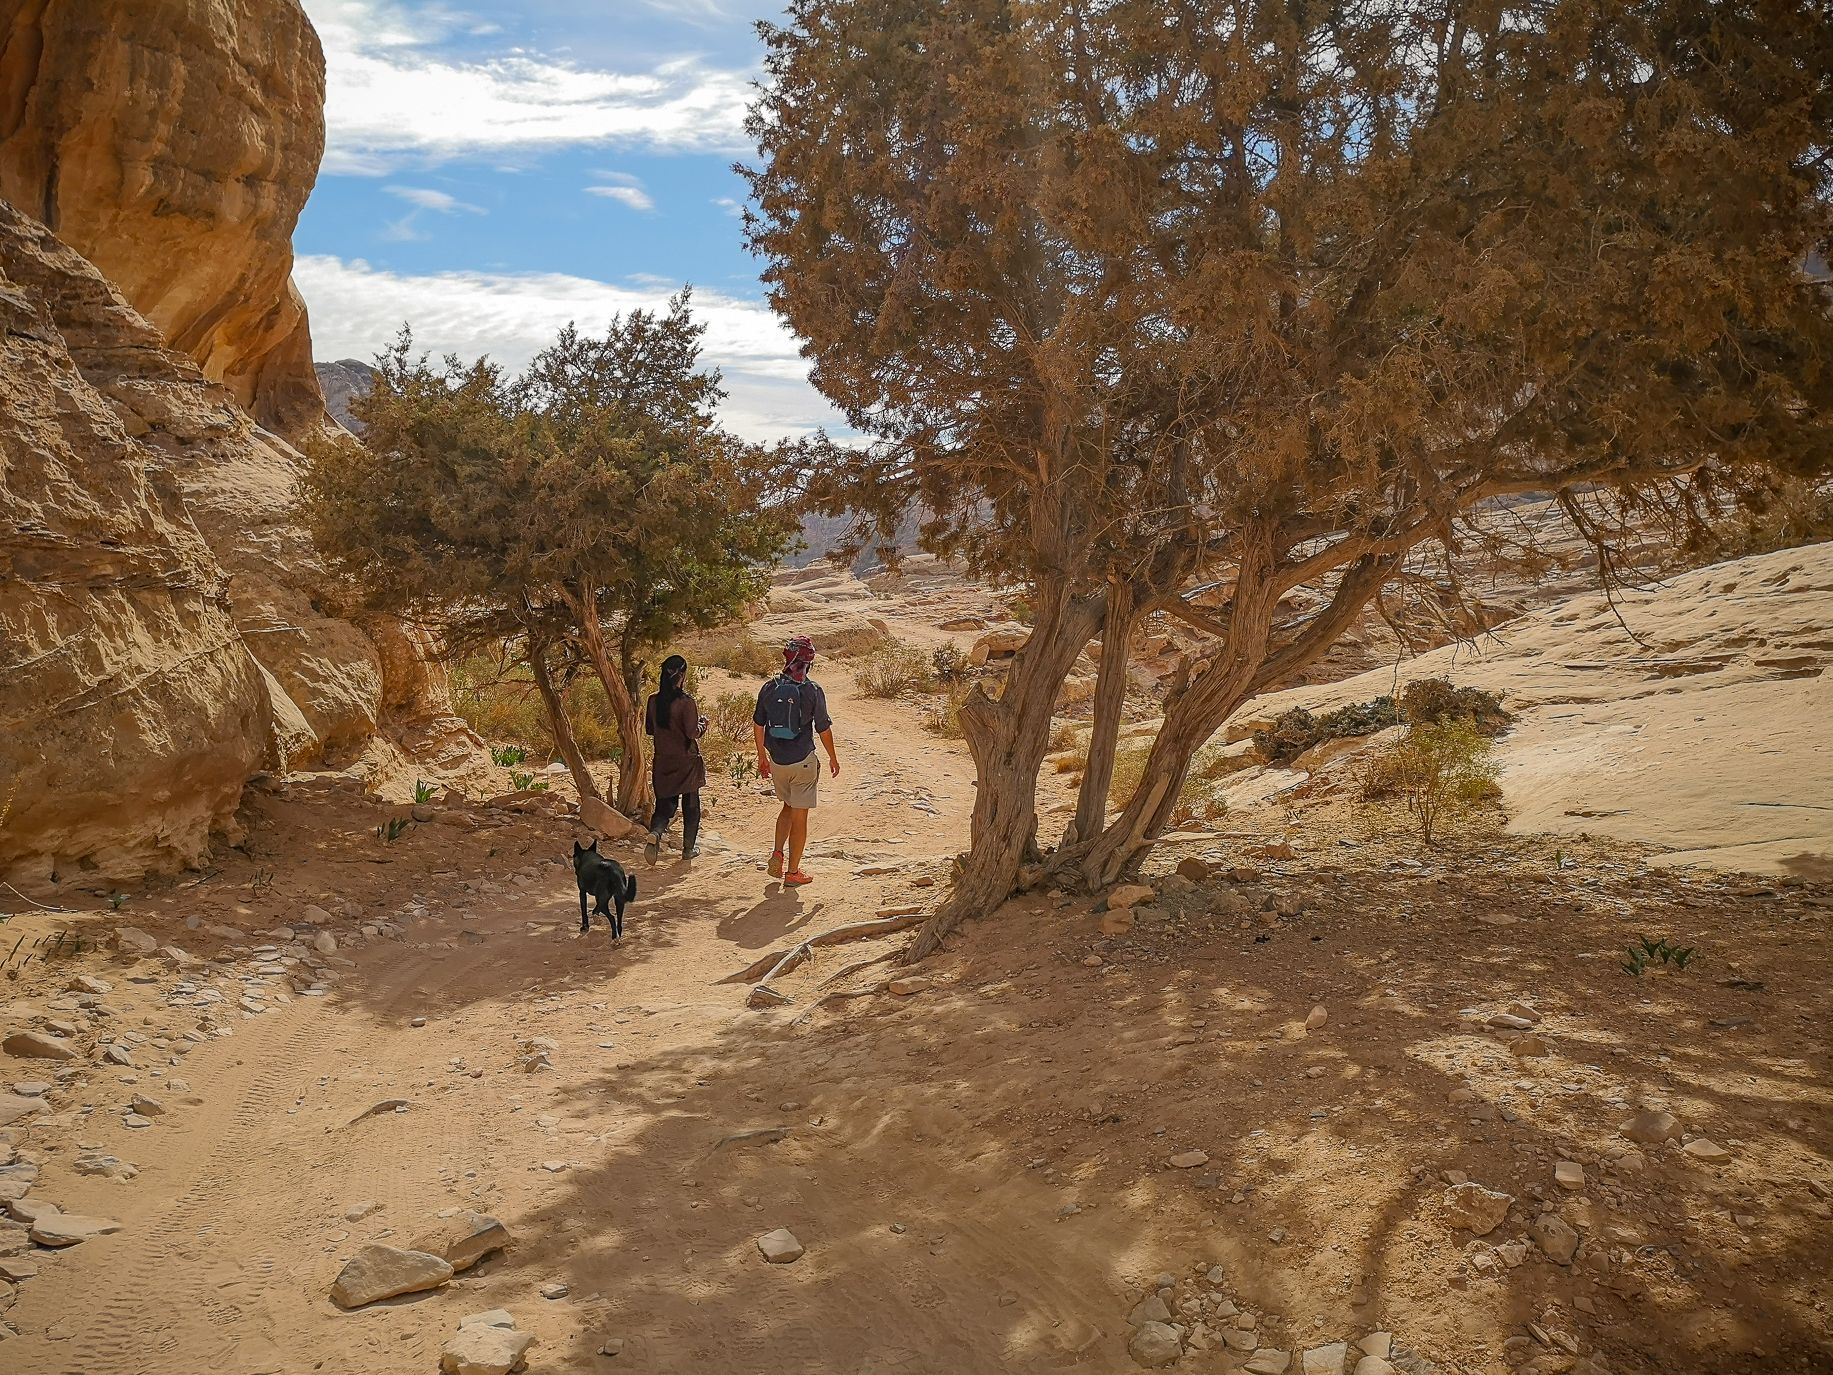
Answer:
[{"left": 770, "top": 752, "right": 821, "bottom": 810}]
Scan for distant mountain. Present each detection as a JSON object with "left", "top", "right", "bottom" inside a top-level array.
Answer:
[{"left": 315, "top": 358, "right": 377, "bottom": 433}]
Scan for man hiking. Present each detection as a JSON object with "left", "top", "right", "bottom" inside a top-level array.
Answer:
[{"left": 753, "top": 634, "right": 840, "bottom": 886}]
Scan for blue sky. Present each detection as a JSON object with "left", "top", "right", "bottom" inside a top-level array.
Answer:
[{"left": 295, "top": 0, "right": 839, "bottom": 440}]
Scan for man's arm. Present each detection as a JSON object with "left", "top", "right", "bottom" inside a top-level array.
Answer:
[
  {"left": 752, "top": 722, "right": 772, "bottom": 778},
  {"left": 819, "top": 727, "right": 840, "bottom": 778}
]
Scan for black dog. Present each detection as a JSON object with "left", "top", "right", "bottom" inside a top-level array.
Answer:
[{"left": 573, "top": 839, "right": 637, "bottom": 938}]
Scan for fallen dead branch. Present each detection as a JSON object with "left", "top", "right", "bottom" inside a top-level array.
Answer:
[
  {"left": 790, "top": 986, "right": 880, "bottom": 1027},
  {"left": 732, "top": 913, "right": 926, "bottom": 1006},
  {"left": 711, "top": 1125, "right": 793, "bottom": 1152}
]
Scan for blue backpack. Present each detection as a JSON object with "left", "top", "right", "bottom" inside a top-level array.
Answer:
[{"left": 764, "top": 674, "right": 807, "bottom": 741}]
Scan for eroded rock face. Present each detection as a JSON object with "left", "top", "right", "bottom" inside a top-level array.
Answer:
[
  {"left": 1, "top": 205, "right": 474, "bottom": 880},
  {"left": 0, "top": 0, "right": 328, "bottom": 435},
  {"left": 0, "top": 204, "right": 269, "bottom": 880}
]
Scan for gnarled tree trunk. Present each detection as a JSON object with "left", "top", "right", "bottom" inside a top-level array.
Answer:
[
  {"left": 904, "top": 584, "right": 1103, "bottom": 961},
  {"left": 527, "top": 635, "right": 601, "bottom": 802},
  {"left": 564, "top": 583, "right": 646, "bottom": 814},
  {"left": 1055, "top": 579, "right": 1136, "bottom": 859},
  {"left": 1071, "top": 532, "right": 1281, "bottom": 887}
]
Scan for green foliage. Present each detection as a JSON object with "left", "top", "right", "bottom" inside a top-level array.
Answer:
[
  {"left": 412, "top": 779, "right": 437, "bottom": 804},
  {"left": 1361, "top": 719, "right": 1501, "bottom": 845},
  {"left": 508, "top": 770, "right": 550, "bottom": 794},
  {"left": 299, "top": 295, "right": 799, "bottom": 809},
  {"left": 726, "top": 753, "right": 760, "bottom": 786},
  {"left": 853, "top": 644, "right": 935, "bottom": 697},
  {"left": 1622, "top": 936, "right": 1700, "bottom": 977},
  {"left": 1255, "top": 696, "right": 1402, "bottom": 765},
  {"left": 378, "top": 817, "right": 410, "bottom": 844},
  {"left": 489, "top": 744, "right": 528, "bottom": 768},
  {"left": 1399, "top": 679, "right": 1510, "bottom": 733},
  {"left": 107, "top": 891, "right": 128, "bottom": 911}
]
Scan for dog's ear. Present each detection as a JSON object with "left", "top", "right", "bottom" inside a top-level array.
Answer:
[
  {"left": 573, "top": 841, "right": 585, "bottom": 855},
  {"left": 587, "top": 838, "right": 600, "bottom": 851}
]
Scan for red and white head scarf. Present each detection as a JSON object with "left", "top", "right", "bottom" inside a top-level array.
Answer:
[{"left": 783, "top": 635, "right": 815, "bottom": 683}]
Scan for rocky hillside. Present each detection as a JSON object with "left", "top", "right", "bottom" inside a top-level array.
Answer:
[
  {"left": 0, "top": 206, "right": 475, "bottom": 886},
  {"left": 0, "top": 0, "right": 328, "bottom": 435},
  {"left": 315, "top": 358, "right": 377, "bottom": 433},
  {"left": 1215, "top": 542, "right": 1833, "bottom": 876}
]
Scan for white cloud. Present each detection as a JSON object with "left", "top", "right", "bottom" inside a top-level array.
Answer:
[
  {"left": 712, "top": 195, "right": 744, "bottom": 217},
  {"left": 586, "top": 184, "right": 656, "bottom": 212},
  {"left": 384, "top": 185, "right": 484, "bottom": 214},
  {"left": 306, "top": 0, "right": 754, "bottom": 171},
  {"left": 380, "top": 214, "right": 430, "bottom": 241},
  {"left": 295, "top": 254, "right": 841, "bottom": 443}
]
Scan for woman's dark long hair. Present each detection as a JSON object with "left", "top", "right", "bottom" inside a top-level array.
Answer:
[{"left": 656, "top": 654, "right": 689, "bottom": 723}]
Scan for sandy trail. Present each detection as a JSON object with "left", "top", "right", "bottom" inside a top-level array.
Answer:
[
  {"left": 12, "top": 682, "right": 1116, "bottom": 1373},
  {"left": 6, "top": 669, "right": 1831, "bottom": 1375}
]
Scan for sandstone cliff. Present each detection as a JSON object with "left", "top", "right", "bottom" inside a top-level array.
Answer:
[
  {"left": 0, "top": 204, "right": 478, "bottom": 884},
  {"left": 0, "top": 204, "right": 269, "bottom": 881},
  {"left": 0, "top": 0, "right": 328, "bottom": 435}
]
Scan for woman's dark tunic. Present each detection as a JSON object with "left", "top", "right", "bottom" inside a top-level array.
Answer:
[{"left": 644, "top": 692, "right": 707, "bottom": 797}]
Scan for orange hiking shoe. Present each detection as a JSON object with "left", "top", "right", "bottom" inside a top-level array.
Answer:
[
  {"left": 767, "top": 850, "right": 784, "bottom": 878},
  {"left": 784, "top": 870, "right": 813, "bottom": 887}
]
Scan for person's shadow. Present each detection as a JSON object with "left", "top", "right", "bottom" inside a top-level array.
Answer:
[{"left": 716, "top": 887, "right": 826, "bottom": 951}]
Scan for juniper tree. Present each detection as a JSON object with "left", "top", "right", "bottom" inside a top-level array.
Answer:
[
  {"left": 301, "top": 297, "right": 796, "bottom": 812},
  {"left": 744, "top": 0, "right": 1833, "bottom": 958}
]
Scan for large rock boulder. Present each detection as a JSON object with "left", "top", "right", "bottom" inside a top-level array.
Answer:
[
  {"left": 0, "top": 0, "right": 329, "bottom": 435},
  {"left": 329, "top": 1244, "right": 454, "bottom": 1308}
]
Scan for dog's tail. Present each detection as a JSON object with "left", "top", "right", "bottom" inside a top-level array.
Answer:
[{"left": 624, "top": 874, "right": 638, "bottom": 904}]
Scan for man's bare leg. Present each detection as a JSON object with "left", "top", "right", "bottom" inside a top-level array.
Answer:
[
  {"left": 787, "top": 807, "right": 810, "bottom": 875},
  {"left": 770, "top": 805, "right": 792, "bottom": 876}
]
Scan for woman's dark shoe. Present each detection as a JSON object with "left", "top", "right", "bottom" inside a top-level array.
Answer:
[{"left": 644, "top": 830, "right": 661, "bottom": 861}]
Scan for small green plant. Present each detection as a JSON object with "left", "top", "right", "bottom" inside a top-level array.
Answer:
[
  {"left": 413, "top": 779, "right": 437, "bottom": 804},
  {"left": 853, "top": 643, "right": 934, "bottom": 697},
  {"left": 1361, "top": 718, "right": 1501, "bottom": 844},
  {"left": 378, "top": 816, "right": 410, "bottom": 844},
  {"left": 1621, "top": 935, "right": 1699, "bottom": 976},
  {"left": 508, "top": 770, "right": 549, "bottom": 794},
  {"left": 489, "top": 744, "right": 529, "bottom": 767},
  {"left": 107, "top": 891, "right": 128, "bottom": 910},
  {"left": 247, "top": 866, "right": 275, "bottom": 899},
  {"left": 727, "top": 753, "right": 759, "bottom": 785}
]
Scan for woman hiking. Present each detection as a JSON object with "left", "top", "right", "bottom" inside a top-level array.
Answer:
[{"left": 643, "top": 654, "right": 707, "bottom": 861}]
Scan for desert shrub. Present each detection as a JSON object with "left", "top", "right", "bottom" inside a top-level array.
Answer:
[
  {"left": 1048, "top": 719, "right": 1080, "bottom": 752},
  {"left": 1254, "top": 695, "right": 1401, "bottom": 765},
  {"left": 1399, "top": 677, "right": 1509, "bottom": 733},
  {"left": 1108, "top": 740, "right": 1153, "bottom": 806},
  {"left": 932, "top": 642, "right": 971, "bottom": 683},
  {"left": 923, "top": 682, "right": 973, "bottom": 737},
  {"left": 450, "top": 650, "right": 623, "bottom": 760},
  {"left": 854, "top": 644, "right": 936, "bottom": 697},
  {"left": 1103, "top": 737, "right": 1229, "bottom": 819},
  {"left": 696, "top": 631, "right": 784, "bottom": 680},
  {"left": 1360, "top": 718, "right": 1501, "bottom": 844},
  {"left": 697, "top": 690, "right": 757, "bottom": 772}
]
